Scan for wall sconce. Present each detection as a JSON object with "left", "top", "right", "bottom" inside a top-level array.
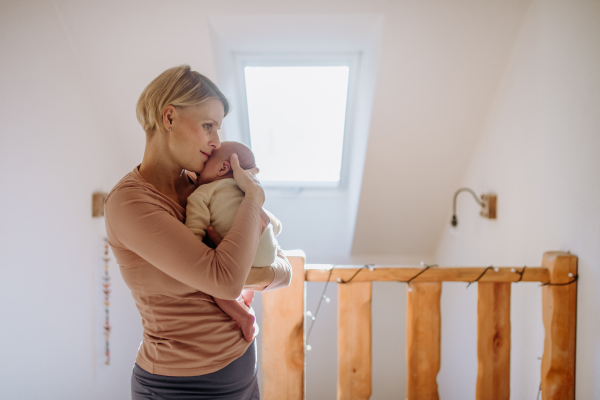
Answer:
[
  {"left": 92, "top": 192, "right": 108, "bottom": 217},
  {"left": 450, "top": 188, "right": 496, "bottom": 234}
]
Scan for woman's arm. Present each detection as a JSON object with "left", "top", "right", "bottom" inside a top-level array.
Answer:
[
  {"left": 106, "top": 154, "right": 268, "bottom": 300},
  {"left": 105, "top": 185, "right": 269, "bottom": 300},
  {"left": 206, "top": 229, "right": 292, "bottom": 292}
]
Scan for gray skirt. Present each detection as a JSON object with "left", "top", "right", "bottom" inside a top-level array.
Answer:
[{"left": 131, "top": 341, "right": 260, "bottom": 400}]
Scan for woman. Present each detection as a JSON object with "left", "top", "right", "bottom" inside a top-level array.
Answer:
[{"left": 104, "top": 65, "right": 292, "bottom": 399}]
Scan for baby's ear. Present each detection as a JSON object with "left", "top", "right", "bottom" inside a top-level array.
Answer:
[{"left": 217, "top": 160, "right": 231, "bottom": 176}]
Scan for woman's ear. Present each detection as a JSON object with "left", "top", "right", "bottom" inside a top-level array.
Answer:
[
  {"left": 162, "top": 105, "right": 176, "bottom": 132},
  {"left": 217, "top": 160, "right": 231, "bottom": 176}
]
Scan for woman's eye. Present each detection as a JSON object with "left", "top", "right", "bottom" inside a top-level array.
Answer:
[{"left": 204, "top": 123, "right": 212, "bottom": 130}]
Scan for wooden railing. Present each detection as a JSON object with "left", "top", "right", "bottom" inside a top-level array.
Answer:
[{"left": 262, "top": 251, "right": 578, "bottom": 400}]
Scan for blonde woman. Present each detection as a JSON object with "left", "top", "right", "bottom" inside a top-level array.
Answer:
[{"left": 104, "top": 65, "right": 291, "bottom": 399}]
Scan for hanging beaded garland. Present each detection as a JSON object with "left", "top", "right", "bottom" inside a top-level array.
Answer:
[{"left": 102, "top": 237, "right": 111, "bottom": 365}]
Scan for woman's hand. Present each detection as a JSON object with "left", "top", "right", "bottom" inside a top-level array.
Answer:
[{"left": 230, "top": 153, "right": 265, "bottom": 206}]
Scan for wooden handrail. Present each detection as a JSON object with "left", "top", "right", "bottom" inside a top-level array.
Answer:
[
  {"left": 306, "top": 266, "right": 549, "bottom": 283},
  {"left": 262, "top": 251, "right": 577, "bottom": 400}
]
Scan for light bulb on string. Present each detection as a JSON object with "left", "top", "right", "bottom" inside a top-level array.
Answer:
[{"left": 306, "top": 264, "right": 334, "bottom": 348}]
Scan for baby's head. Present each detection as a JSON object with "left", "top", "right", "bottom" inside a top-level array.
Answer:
[{"left": 197, "top": 141, "right": 256, "bottom": 185}]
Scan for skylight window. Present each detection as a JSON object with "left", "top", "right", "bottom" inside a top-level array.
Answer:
[{"left": 243, "top": 65, "right": 350, "bottom": 187}]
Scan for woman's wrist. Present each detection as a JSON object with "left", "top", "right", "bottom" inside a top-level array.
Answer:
[{"left": 245, "top": 188, "right": 265, "bottom": 207}]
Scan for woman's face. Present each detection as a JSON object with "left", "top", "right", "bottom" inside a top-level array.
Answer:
[{"left": 166, "top": 98, "right": 224, "bottom": 173}]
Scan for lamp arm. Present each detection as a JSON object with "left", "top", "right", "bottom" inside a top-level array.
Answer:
[{"left": 452, "top": 188, "right": 484, "bottom": 226}]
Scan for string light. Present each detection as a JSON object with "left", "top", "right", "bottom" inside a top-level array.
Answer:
[
  {"left": 305, "top": 264, "right": 375, "bottom": 350},
  {"left": 307, "top": 262, "right": 438, "bottom": 345},
  {"left": 337, "top": 264, "right": 373, "bottom": 284},
  {"left": 513, "top": 266, "right": 526, "bottom": 282},
  {"left": 541, "top": 274, "right": 578, "bottom": 287},
  {"left": 468, "top": 264, "right": 575, "bottom": 287},
  {"left": 406, "top": 262, "right": 438, "bottom": 292},
  {"left": 303, "top": 261, "right": 574, "bottom": 372},
  {"left": 305, "top": 266, "right": 335, "bottom": 351},
  {"left": 306, "top": 262, "right": 564, "bottom": 352},
  {"left": 466, "top": 266, "right": 495, "bottom": 288}
]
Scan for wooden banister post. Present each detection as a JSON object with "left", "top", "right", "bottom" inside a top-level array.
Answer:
[
  {"left": 541, "top": 251, "right": 578, "bottom": 400},
  {"left": 262, "top": 251, "right": 306, "bottom": 400},
  {"left": 406, "top": 282, "right": 442, "bottom": 400},
  {"left": 338, "top": 281, "right": 372, "bottom": 400},
  {"left": 476, "top": 282, "right": 511, "bottom": 399}
]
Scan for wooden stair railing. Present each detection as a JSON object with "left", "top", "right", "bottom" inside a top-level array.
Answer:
[
  {"left": 262, "top": 250, "right": 306, "bottom": 400},
  {"left": 262, "top": 251, "right": 577, "bottom": 400}
]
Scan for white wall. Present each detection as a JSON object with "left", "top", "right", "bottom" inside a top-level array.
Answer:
[
  {"left": 0, "top": 1, "right": 140, "bottom": 398},
  {"left": 48, "top": 0, "right": 532, "bottom": 262},
  {"left": 434, "top": 0, "right": 600, "bottom": 398}
]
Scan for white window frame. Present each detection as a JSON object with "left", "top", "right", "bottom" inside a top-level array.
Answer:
[{"left": 234, "top": 52, "right": 361, "bottom": 189}]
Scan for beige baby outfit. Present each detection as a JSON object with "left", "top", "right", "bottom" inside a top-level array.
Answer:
[{"left": 186, "top": 179, "right": 281, "bottom": 267}]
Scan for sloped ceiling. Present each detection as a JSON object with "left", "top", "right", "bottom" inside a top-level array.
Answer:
[{"left": 53, "top": 0, "right": 532, "bottom": 259}]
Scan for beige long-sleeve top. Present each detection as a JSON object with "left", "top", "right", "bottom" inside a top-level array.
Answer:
[
  {"left": 104, "top": 167, "right": 292, "bottom": 376},
  {"left": 185, "top": 179, "right": 282, "bottom": 267}
]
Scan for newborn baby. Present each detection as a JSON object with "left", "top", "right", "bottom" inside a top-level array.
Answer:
[{"left": 186, "top": 141, "right": 282, "bottom": 341}]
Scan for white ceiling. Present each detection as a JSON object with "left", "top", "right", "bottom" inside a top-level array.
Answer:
[{"left": 53, "top": 0, "right": 532, "bottom": 258}]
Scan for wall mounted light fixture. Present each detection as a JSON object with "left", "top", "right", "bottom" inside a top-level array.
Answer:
[
  {"left": 450, "top": 188, "right": 497, "bottom": 232},
  {"left": 92, "top": 192, "right": 108, "bottom": 217}
]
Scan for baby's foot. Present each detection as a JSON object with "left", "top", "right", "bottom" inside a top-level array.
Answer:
[
  {"left": 239, "top": 308, "right": 258, "bottom": 342},
  {"left": 241, "top": 290, "right": 255, "bottom": 307}
]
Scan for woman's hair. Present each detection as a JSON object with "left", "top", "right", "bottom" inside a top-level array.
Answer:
[{"left": 136, "top": 65, "right": 230, "bottom": 135}]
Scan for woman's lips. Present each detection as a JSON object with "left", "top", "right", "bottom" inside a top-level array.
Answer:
[{"left": 200, "top": 151, "right": 210, "bottom": 158}]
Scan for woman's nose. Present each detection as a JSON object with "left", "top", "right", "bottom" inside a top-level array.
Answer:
[{"left": 210, "top": 133, "right": 221, "bottom": 150}]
